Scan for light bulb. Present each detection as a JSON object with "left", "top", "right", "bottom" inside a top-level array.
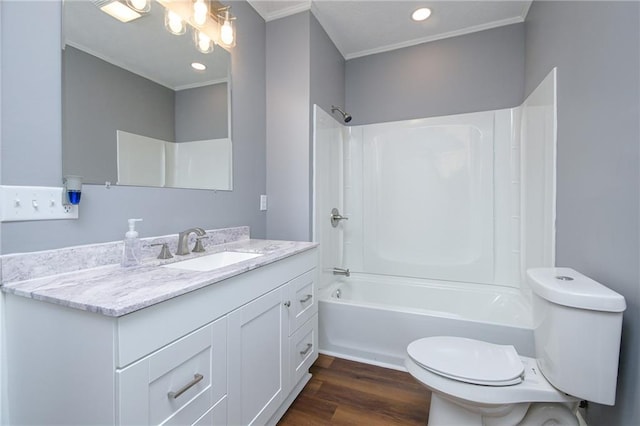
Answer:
[
  {"left": 127, "top": 0, "right": 149, "bottom": 13},
  {"left": 193, "top": 0, "right": 208, "bottom": 26},
  {"left": 220, "top": 20, "right": 234, "bottom": 45},
  {"left": 165, "top": 9, "right": 185, "bottom": 35},
  {"left": 194, "top": 30, "right": 214, "bottom": 53}
]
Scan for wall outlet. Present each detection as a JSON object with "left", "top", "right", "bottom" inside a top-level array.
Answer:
[
  {"left": 0, "top": 186, "right": 79, "bottom": 222},
  {"left": 260, "top": 195, "right": 268, "bottom": 211}
]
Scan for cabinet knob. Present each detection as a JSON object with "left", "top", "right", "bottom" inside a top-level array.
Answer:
[{"left": 283, "top": 300, "right": 291, "bottom": 307}]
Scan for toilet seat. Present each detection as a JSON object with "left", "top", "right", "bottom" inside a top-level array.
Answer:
[
  {"left": 407, "top": 337, "right": 524, "bottom": 386},
  {"left": 405, "top": 351, "right": 578, "bottom": 406}
]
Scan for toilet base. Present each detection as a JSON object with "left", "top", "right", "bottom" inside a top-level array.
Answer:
[
  {"left": 428, "top": 394, "right": 530, "bottom": 426},
  {"left": 427, "top": 394, "right": 579, "bottom": 426}
]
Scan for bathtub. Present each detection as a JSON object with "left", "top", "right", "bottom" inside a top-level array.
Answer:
[{"left": 318, "top": 274, "right": 535, "bottom": 370}]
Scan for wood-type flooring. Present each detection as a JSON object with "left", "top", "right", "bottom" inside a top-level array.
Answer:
[{"left": 278, "top": 354, "right": 431, "bottom": 425}]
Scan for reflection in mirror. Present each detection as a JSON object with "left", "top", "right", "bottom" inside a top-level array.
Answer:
[{"left": 62, "top": 0, "right": 232, "bottom": 190}]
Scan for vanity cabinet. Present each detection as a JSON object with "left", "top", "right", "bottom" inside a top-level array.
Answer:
[
  {"left": 4, "top": 248, "right": 318, "bottom": 425},
  {"left": 227, "top": 269, "right": 317, "bottom": 426}
]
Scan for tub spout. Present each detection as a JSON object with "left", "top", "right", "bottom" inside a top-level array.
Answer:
[{"left": 332, "top": 267, "right": 350, "bottom": 277}]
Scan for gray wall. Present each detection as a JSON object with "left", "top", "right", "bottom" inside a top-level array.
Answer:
[
  {"left": 309, "top": 13, "right": 345, "bottom": 237},
  {"left": 63, "top": 46, "right": 175, "bottom": 184},
  {"left": 345, "top": 23, "right": 525, "bottom": 125},
  {"left": 266, "top": 12, "right": 311, "bottom": 242},
  {"left": 0, "top": 0, "right": 266, "bottom": 253},
  {"left": 524, "top": 2, "right": 639, "bottom": 424},
  {"left": 265, "top": 11, "right": 345, "bottom": 242},
  {"left": 310, "top": 13, "right": 345, "bottom": 120},
  {"left": 175, "top": 82, "right": 228, "bottom": 142}
]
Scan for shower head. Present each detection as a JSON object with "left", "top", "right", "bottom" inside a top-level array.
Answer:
[{"left": 331, "top": 105, "right": 352, "bottom": 123}]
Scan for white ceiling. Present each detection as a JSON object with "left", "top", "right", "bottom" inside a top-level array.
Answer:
[{"left": 247, "top": 0, "right": 532, "bottom": 59}]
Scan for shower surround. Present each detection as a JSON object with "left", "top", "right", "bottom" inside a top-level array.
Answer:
[{"left": 313, "top": 70, "right": 557, "bottom": 368}]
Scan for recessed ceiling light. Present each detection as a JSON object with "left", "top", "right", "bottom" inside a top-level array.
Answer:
[
  {"left": 191, "top": 62, "right": 206, "bottom": 71},
  {"left": 411, "top": 7, "right": 432, "bottom": 22}
]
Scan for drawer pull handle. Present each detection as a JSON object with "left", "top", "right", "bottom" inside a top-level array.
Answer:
[
  {"left": 168, "top": 374, "right": 204, "bottom": 399},
  {"left": 299, "top": 343, "right": 313, "bottom": 356},
  {"left": 299, "top": 294, "right": 312, "bottom": 303}
]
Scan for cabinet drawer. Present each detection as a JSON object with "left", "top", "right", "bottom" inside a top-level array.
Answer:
[
  {"left": 117, "top": 317, "right": 227, "bottom": 425},
  {"left": 287, "top": 270, "right": 317, "bottom": 334},
  {"left": 290, "top": 313, "right": 318, "bottom": 388}
]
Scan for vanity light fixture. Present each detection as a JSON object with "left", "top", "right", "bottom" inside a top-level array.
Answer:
[
  {"left": 191, "top": 62, "right": 207, "bottom": 71},
  {"left": 95, "top": 0, "right": 142, "bottom": 23},
  {"left": 95, "top": 0, "right": 237, "bottom": 53},
  {"left": 411, "top": 7, "right": 432, "bottom": 22},
  {"left": 156, "top": 0, "right": 237, "bottom": 52}
]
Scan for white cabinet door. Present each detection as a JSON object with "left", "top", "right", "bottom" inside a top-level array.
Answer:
[{"left": 227, "top": 286, "right": 289, "bottom": 426}]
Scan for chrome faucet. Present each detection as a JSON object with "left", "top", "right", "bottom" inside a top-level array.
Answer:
[{"left": 176, "top": 227, "right": 206, "bottom": 255}]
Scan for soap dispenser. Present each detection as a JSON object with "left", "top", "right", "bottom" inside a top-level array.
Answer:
[{"left": 122, "top": 218, "right": 143, "bottom": 267}]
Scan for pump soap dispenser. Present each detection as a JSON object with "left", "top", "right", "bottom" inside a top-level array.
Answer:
[{"left": 122, "top": 218, "right": 143, "bottom": 267}]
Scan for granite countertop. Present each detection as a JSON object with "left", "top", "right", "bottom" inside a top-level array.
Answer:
[{"left": 1, "top": 239, "right": 317, "bottom": 317}]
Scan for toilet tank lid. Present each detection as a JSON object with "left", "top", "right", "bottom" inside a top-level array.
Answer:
[{"left": 527, "top": 268, "right": 626, "bottom": 312}]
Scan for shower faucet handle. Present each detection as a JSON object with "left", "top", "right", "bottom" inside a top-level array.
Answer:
[
  {"left": 332, "top": 267, "right": 350, "bottom": 277},
  {"left": 330, "top": 208, "right": 349, "bottom": 227}
]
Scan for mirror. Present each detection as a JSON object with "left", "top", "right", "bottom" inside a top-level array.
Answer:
[{"left": 62, "top": 0, "right": 232, "bottom": 190}]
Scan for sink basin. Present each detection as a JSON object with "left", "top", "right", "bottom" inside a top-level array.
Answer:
[{"left": 163, "top": 251, "right": 263, "bottom": 272}]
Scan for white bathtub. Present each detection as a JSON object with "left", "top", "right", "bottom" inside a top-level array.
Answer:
[{"left": 318, "top": 274, "right": 534, "bottom": 370}]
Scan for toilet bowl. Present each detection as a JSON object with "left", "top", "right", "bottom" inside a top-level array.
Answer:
[
  {"left": 405, "top": 268, "right": 627, "bottom": 426},
  {"left": 405, "top": 337, "right": 578, "bottom": 425}
]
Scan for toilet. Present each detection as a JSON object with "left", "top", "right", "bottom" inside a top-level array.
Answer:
[{"left": 405, "top": 267, "right": 626, "bottom": 425}]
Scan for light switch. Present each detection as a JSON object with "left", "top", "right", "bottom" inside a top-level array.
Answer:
[{"left": 0, "top": 186, "right": 79, "bottom": 222}]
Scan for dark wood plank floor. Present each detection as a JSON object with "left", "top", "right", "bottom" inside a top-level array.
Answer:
[{"left": 278, "top": 354, "right": 431, "bottom": 425}]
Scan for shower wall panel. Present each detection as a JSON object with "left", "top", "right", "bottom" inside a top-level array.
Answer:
[
  {"left": 343, "top": 110, "right": 520, "bottom": 287},
  {"left": 313, "top": 106, "right": 346, "bottom": 288},
  {"left": 365, "top": 113, "right": 494, "bottom": 283}
]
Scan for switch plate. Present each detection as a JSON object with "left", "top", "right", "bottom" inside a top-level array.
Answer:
[
  {"left": 260, "top": 194, "right": 267, "bottom": 211},
  {"left": 0, "top": 186, "right": 79, "bottom": 222}
]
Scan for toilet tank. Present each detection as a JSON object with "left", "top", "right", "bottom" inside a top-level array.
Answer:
[{"left": 527, "top": 268, "right": 626, "bottom": 405}]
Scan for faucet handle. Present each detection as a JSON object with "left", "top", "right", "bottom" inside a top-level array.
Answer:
[
  {"left": 150, "top": 243, "right": 173, "bottom": 259},
  {"left": 192, "top": 236, "right": 207, "bottom": 253}
]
